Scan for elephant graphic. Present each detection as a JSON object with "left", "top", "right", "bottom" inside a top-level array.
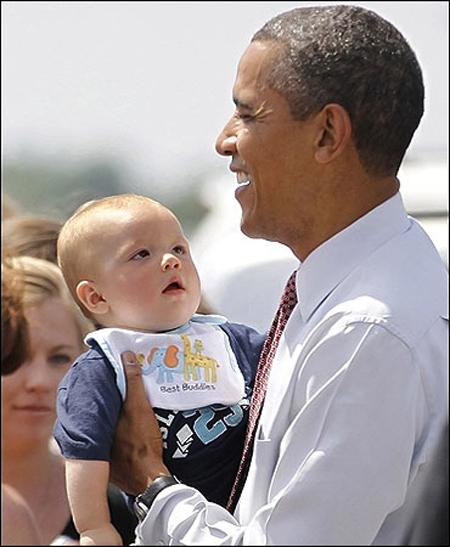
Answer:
[{"left": 138, "top": 345, "right": 183, "bottom": 384}]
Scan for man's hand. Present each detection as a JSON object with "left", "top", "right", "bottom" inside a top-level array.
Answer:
[{"left": 110, "top": 351, "right": 170, "bottom": 495}]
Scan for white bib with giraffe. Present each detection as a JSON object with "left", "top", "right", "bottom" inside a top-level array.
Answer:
[{"left": 85, "top": 317, "right": 246, "bottom": 410}]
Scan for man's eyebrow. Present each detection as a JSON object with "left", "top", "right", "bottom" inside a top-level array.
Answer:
[{"left": 233, "top": 96, "right": 253, "bottom": 110}]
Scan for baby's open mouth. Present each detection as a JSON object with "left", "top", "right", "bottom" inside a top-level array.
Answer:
[{"left": 163, "top": 281, "right": 184, "bottom": 293}]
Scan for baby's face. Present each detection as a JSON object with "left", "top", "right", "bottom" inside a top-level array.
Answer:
[{"left": 89, "top": 201, "right": 202, "bottom": 332}]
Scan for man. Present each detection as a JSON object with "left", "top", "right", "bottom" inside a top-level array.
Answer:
[{"left": 110, "top": 5, "right": 448, "bottom": 545}]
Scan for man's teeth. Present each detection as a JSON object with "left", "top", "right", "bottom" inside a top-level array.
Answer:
[{"left": 236, "top": 171, "right": 251, "bottom": 186}]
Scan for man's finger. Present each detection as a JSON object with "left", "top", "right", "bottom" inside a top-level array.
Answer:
[
  {"left": 121, "top": 350, "right": 141, "bottom": 374},
  {"left": 120, "top": 351, "right": 150, "bottom": 410},
  {"left": 119, "top": 350, "right": 161, "bottom": 435}
]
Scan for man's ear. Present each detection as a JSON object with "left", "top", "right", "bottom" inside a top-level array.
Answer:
[
  {"left": 314, "top": 103, "right": 352, "bottom": 164},
  {"left": 76, "top": 280, "right": 109, "bottom": 315}
]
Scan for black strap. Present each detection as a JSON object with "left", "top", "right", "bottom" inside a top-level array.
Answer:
[{"left": 138, "top": 475, "right": 179, "bottom": 508}]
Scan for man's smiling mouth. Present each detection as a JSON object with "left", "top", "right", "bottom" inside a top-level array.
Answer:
[{"left": 236, "top": 171, "right": 252, "bottom": 187}]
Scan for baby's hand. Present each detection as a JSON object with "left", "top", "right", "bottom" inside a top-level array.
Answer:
[{"left": 79, "top": 524, "right": 122, "bottom": 546}]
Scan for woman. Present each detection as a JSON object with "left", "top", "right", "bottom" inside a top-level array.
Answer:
[
  {"left": 2, "top": 256, "right": 138, "bottom": 544},
  {"left": 2, "top": 256, "right": 92, "bottom": 544},
  {"left": 2, "top": 256, "right": 137, "bottom": 545},
  {"left": 2, "top": 257, "right": 42, "bottom": 545}
]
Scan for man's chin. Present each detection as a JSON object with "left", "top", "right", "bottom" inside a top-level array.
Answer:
[
  {"left": 240, "top": 216, "right": 283, "bottom": 245},
  {"left": 240, "top": 214, "right": 265, "bottom": 240},
  {"left": 241, "top": 227, "right": 260, "bottom": 240}
]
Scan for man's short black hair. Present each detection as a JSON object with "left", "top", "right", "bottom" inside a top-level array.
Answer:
[{"left": 253, "top": 5, "right": 424, "bottom": 176}]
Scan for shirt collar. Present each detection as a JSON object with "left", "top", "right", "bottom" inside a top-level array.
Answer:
[
  {"left": 160, "top": 313, "right": 228, "bottom": 335},
  {"left": 296, "top": 192, "right": 411, "bottom": 322}
]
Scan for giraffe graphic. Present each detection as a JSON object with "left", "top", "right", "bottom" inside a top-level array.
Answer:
[{"left": 181, "top": 335, "right": 219, "bottom": 383}]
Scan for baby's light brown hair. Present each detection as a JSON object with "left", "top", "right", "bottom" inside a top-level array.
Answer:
[{"left": 57, "top": 193, "right": 163, "bottom": 318}]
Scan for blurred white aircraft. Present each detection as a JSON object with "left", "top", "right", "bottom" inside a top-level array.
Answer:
[{"left": 191, "top": 160, "right": 448, "bottom": 333}]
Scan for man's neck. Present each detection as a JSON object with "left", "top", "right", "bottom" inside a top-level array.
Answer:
[{"left": 290, "top": 174, "right": 399, "bottom": 262}]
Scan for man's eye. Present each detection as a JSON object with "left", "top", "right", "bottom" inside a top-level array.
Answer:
[
  {"left": 235, "top": 110, "right": 254, "bottom": 121},
  {"left": 173, "top": 246, "right": 186, "bottom": 255},
  {"left": 131, "top": 249, "right": 150, "bottom": 260}
]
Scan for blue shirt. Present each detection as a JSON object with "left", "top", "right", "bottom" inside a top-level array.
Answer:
[{"left": 54, "top": 321, "right": 265, "bottom": 507}]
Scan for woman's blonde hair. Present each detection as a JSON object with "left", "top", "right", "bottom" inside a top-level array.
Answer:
[
  {"left": 2, "top": 215, "right": 63, "bottom": 264},
  {"left": 7, "top": 256, "right": 94, "bottom": 343}
]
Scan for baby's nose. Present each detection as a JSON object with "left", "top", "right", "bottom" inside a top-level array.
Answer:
[{"left": 162, "top": 254, "right": 181, "bottom": 270}]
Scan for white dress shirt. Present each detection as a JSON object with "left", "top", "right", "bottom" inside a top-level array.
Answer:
[{"left": 135, "top": 192, "right": 448, "bottom": 545}]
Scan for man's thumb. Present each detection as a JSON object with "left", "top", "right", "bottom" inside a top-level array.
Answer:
[{"left": 121, "top": 351, "right": 142, "bottom": 376}]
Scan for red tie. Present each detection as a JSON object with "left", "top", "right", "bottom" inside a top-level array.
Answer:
[{"left": 227, "top": 270, "right": 298, "bottom": 512}]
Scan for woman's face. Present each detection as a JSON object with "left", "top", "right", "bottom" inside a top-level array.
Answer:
[{"left": 1, "top": 297, "right": 82, "bottom": 450}]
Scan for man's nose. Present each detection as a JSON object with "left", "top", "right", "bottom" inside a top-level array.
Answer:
[
  {"left": 161, "top": 254, "right": 181, "bottom": 271},
  {"left": 215, "top": 121, "right": 237, "bottom": 156}
]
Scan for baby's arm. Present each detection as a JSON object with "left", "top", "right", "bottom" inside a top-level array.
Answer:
[{"left": 65, "top": 459, "right": 122, "bottom": 546}]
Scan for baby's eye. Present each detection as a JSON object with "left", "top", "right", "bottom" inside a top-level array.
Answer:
[
  {"left": 173, "top": 245, "right": 186, "bottom": 255},
  {"left": 131, "top": 249, "right": 151, "bottom": 260}
]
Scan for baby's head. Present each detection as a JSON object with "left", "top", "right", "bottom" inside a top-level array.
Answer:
[{"left": 57, "top": 194, "right": 202, "bottom": 332}]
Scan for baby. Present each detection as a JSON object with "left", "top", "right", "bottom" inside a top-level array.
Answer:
[{"left": 53, "top": 194, "right": 264, "bottom": 545}]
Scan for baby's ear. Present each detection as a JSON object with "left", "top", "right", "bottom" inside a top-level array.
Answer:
[{"left": 76, "top": 280, "right": 109, "bottom": 315}]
